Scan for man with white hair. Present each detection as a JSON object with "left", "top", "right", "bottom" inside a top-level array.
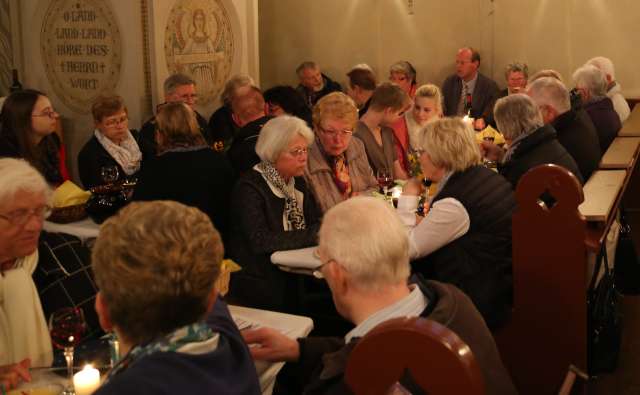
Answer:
[
  {"left": 243, "top": 197, "right": 516, "bottom": 394},
  {"left": 573, "top": 65, "right": 621, "bottom": 152},
  {"left": 586, "top": 56, "right": 630, "bottom": 123},
  {"left": 0, "top": 158, "right": 54, "bottom": 389},
  {"left": 527, "top": 77, "right": 601, "bottom": 181}
]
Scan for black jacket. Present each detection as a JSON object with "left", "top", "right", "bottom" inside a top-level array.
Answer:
[
  {"left": 442, "top": 72, "right": 499, "bottom": 121},
  {"left": 499, "top": 124, "right": 584, "bottom": 190},
  {"left": 414, "top": 165, "right": 515, "bottom": 329},
  {"left": 552, "top": 108, "right": 601, "bottom": 182},
  {"left": 132, "top": 146, "right": 235, "bottom": 240},
  {"left": 227, "top": 115, "right": 273, "bottom": 174},
  {"left": 227, "top": 169, "right": 321, "bottom": 312},
  {"left": 287, "top": 279, "right": 517, "bottom": 395},
  {"left": 77, "top": 130, "right": 141, "bottom": 189},
  {"left": 584, "top": 97, "right": 621, "bottom": 153},
  {"left": 296, "top": 74, "right": 343, "bottom": 109}
]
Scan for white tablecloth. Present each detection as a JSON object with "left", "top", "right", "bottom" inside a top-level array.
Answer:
[
  {"left": 229, "top": 305, "right": 314, "bottom": 395},
  {"left": 43, "top": 218, "right": 100, "bottom": 242}
]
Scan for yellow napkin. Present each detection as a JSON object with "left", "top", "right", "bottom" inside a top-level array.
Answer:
[
  {"left": 476, "top": 125, "right": 506, "bottom": 145},
  {"left": 52, "top": 181, "right": 91, "bottom": 208},
  {"left": 216, "top": 259, "right": 241, "bottom": 296}
]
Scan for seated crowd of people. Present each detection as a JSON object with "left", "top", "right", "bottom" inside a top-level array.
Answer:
[{"left": 0, "top": 47, "right": 632, "bottom": 393}]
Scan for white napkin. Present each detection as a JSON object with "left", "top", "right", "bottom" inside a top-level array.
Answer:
[{"left": 270, "top": 246, "right": 321, "bottom": 270}]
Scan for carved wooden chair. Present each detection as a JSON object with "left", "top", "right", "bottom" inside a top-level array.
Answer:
[{"left": 345, "top": 316, "right": 485, "bottom": 395}]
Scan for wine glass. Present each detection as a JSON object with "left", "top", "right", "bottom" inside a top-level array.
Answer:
[
  {"left": 49, "top": 307, "right": 87, "bottom": 395},
  {"left": 100, "top": 165, "right": 119, "bottom": 185},
  {"left": 376, "top": 168, "right": 393, "bottom": 196}
]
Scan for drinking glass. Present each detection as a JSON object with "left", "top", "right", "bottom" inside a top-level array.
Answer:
[
  {"left": 49, "top": 307, "right": 86, "bottom": 395},
  {"left": 100, "top": 165, "right": 119, "bottom": 184},
  {"left": 376, "top": 168, "right": 393, "bottom": 196}
]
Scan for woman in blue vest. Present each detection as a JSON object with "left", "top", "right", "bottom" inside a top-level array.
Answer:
[{"left": 396, "top": 117, "right": 516, "bottom": 330}]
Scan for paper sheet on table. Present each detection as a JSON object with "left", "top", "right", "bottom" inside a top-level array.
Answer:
[{"left": 270, "top": 246, "right": 321, "bottom": 270}]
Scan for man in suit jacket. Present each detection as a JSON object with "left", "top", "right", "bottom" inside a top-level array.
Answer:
[{"left": 442, "top": 47, "right": 499, "bottom": 130}]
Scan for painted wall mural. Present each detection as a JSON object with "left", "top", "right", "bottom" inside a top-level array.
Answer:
[{"left": 164, "top": 0, "right": 234, "bottom": 105}]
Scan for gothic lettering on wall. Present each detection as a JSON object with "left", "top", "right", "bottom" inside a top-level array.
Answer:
[
  {"left": 41, "top": 0, "right": 122, "bottom": 113},
  {"left": 164, "top": 0, "right": 234, "bottom": 105}
]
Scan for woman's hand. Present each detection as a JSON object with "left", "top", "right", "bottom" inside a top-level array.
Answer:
[
  {"left": 0, "top": 359, "right": 31, "bottom": 391},
  {"left": 242, "top": 327, "right": 300, "bottom": 362},
  {"left": 402, "top": 178, "right": 424, "bottom": 196}
]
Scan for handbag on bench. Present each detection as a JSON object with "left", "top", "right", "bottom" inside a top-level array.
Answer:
[{"left": 587, "top": 244, "right": 622, "bottom": 375}]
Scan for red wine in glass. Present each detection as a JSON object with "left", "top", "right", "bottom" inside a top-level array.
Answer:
[
  {"left": 376, "top": 169, "right": 393, "bottom": 195},
  {"left": 49, "top": 308, "right": 86, "bottom": 395}
]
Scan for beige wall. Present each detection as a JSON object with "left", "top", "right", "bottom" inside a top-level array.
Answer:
[{"left": 259, "top": 0, "right": 640, "bottom": 97}]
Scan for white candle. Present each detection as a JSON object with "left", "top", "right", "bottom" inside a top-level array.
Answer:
[
  {"left": 462, "top": 114, "right": 473, "bottom": 125},
  {"left": 73, "top": 364, "right": 101, "bottom": 395}
]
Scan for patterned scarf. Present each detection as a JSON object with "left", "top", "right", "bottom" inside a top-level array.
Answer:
[
  {"left": 257, "top": 161, "right": 306, "bottom": 230},
  {"left": 94, "top": 129, "right": 142, "bottom": 176},
  {"left": 102, "top": 321, "right": 217, "bottom": 386}
]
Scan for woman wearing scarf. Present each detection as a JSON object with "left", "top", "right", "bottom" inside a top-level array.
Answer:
[
  {"left": 228, "top": 116, "right": 321, "bottom": 313},
  {"left": 132, "top": 102, "right": 235, "bottom": 241},
  {"left": 397, "top": 118, "right": 515, "bottom": 330},
  {"left": 78, "top": 95, "right": 142, "bottom": 189},
  {"left": 304, "top": 92, "right": 378, "bottom": 213},
  {"left": 0, "top": 158, "right": 53, "bottom": 386},
  {"left": 92, "top": 201, "right": 260, "bottom": 395}
]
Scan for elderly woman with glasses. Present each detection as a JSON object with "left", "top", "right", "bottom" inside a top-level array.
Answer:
[
  {"left": 0, "top": 158, "right": 54, "bottom": 381},
  {"left": 228, "top": 116, "right": 321, "bottom": 313},
  {"left": 304, "top": 92, "right": 377, "bottom": 213},
  {"left": 77, "top": 95, "right": 142, "bottom": 189},
  {"left": 398, "top": 118, "right": 515, "bottom": 330},
  {"left": 0, "top": 89, "right": 69, "bottom": 185}
]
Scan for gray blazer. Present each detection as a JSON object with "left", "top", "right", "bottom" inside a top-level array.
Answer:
[{"left": 442, "top": 72, "right": 500, "bottom": 121}]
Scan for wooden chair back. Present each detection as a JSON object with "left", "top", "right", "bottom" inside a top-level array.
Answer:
[
  {"left": 345, "top": 316, "right": 485, "bottom": 395},
  {"left": 495, "top": 164, "right": 588, "bottom": 394}
]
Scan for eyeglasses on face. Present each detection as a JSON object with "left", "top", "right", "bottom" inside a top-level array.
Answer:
[
  {"left": 287, "top": 147, "right": 308, "bottom": 157},
  {"left": 103, "top": 115, "right": 129, "bottom": 127},
  {"left": 0, "top": 205, "right": 52, "bottom": 226},
  {"left": 32, "top": 110, "right": 58, "bottom": 119},
  {"left": 318, "top": 125, "right": 353, "bottom": 139}
]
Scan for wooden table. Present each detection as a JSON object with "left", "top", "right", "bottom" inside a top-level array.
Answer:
[
  {"left": 600, "top": 137, "right": 640, "bottom": 169},
  {"left": 229, "top": 305, "right": 314, "bottom": 395},
  {"left": 579, "top": 170, "right": 626, "bottom": 221},
  {"left": 619, "top": 105, "right": 640, "bottom": 136}
]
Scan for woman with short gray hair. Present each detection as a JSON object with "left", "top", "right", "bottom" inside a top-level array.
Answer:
[
  {"left": 493, "top": 94, "right": 583, "bottom": 188},
  {"left": 397, "top": 118, "right": 515, "bottom": 329},
  {"left": 572, "top": 64, "right": 621, "bottom": 152},
  {"left": 228, "top": 115, "right": 322, "bottom": 313}
]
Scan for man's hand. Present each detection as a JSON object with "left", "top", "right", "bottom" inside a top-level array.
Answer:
[
  {"left": 402, "top": 178, "right": 424, "bottom": 196},
  {"left": 480, "top": 140, "right": 505, "bottom": 162},
  {"left": 0, "top": 359, "right": 31, "bottom": 391},
  {"left": 242, "top": 327, "right": 300, "bottom": 362}
]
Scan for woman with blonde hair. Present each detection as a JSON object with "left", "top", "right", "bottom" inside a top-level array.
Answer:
[
  {"left": 404, "top": 84, "right": 443, "bottom": 151},
  {"left": 398, "top": 117, "right": 515, "bottom": 329},
  {"left": 304, "top": 92, "right": 377, "bottom": 213},
  {"left": 132, "top": 102, "right": 235, "bottom": 239}
]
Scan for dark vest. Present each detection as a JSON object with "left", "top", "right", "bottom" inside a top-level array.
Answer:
[{"left": 412, "top": 165, "right": 515, "bottom": 329}]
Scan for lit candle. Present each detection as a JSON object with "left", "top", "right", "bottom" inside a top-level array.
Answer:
[
  {"left": 462, "top": 114, "right": 473, "bottom": 125},
  {"left": 73, "top": 364, "right": 101, "bottom": 395}
]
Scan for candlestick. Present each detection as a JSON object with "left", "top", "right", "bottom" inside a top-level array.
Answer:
[{"left": 73, "top": 364, "right": 101, "bottom": 395}]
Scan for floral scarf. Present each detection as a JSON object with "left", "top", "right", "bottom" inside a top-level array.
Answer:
[{"left": 94, "top": 129, "right": 142, "bottom": 176}]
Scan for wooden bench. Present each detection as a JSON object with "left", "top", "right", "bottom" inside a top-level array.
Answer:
[
  {"left": 345, "top": 317, "right": 486, "bottom": 395},
  {"left": 600, "top": 137, "right": 640, "bottom": 169},
  {"left": 579, "top": 170, "right": 626, "bottom": 222},
  {"left": 619, "top": 105, "right": 640, "bottom": 137}
]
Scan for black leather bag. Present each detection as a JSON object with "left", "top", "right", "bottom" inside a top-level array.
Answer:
[
  {"left": 614, "top": 212, "right": 640, "bottom": 294},
  {"left": 587, "top": 246, "right": 622, "bottom": 375}
]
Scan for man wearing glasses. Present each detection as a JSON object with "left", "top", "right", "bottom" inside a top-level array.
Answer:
[
  {"left": 139, "top": 73, "right": 217, "bottom": 159},
  {"left": 0, "top": 158, "right": 54, "bottom": 390}
]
